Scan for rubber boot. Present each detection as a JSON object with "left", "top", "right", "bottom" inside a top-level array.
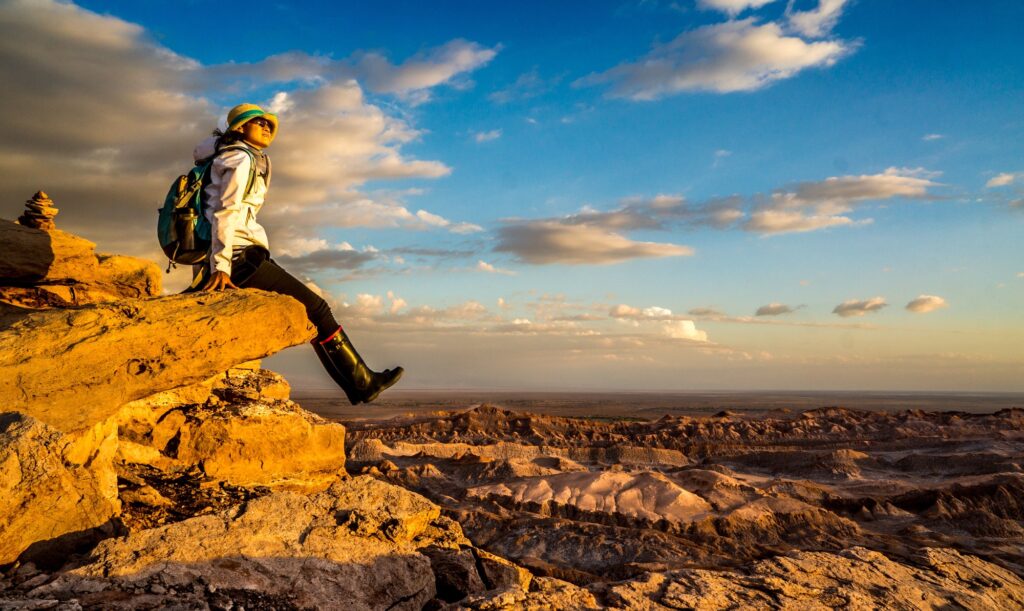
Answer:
[{"left": 312, "top": 326, "right": 403, "bottom": 405}]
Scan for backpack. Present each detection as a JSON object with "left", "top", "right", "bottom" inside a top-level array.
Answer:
[{"left": 157, "top": 144, "right": 258, "bottom": 269}]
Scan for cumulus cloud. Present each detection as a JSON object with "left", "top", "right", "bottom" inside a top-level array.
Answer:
[
  {"left": 905, "top": 294, "right": 948, "bottom": 313},
  {"left": 833, "top": 297, "right": 888, "bottom": 318},
  {"left": 610, "top": 304, "right": 684, "bottom": 320},
  {"left": 986, "top": 172, "right": 1019, "bottom": 188},
  {"left": 755, "top": 302, "right": 800, "bottom": 316},
  {"left": 473, "top": 129, "right": 502, "bottom": 143},
  {"left": 663, "top": 320, "right": 709, "bottom": 342},
  {"left": 0, "top": 0, "right": 489, "bottom": 274},
  {"left": 576, "top": 18, "right": 851, "bottom": 99},
  {"left": 495, "top": 221, "right": 693, "bottom": 265},
  {"left": 745, "top": 167, "right": 941, "bottom": 235},
  {"left": 608, "top": 303, "right": 709, "bottom": 341}
]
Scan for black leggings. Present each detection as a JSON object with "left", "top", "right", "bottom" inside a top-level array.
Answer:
[{"left": 230, "top": 247, "right": 339, "bottom": 342}]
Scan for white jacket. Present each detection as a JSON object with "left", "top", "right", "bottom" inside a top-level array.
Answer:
[{"left": 193, "top": 137, "right": 272, "bottom": 274}]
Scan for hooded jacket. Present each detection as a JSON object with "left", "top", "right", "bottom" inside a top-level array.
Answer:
[{"left": 193, "top": 136, "right": 272, "bottom": 275}]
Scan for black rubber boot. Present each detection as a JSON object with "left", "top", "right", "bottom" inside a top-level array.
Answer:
[{"left": 313, "top": 327, "right": 403, "bottom": 405}]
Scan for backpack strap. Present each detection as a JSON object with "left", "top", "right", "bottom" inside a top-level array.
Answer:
[{"left": 215, "top": 144, "right": 260, "bottom": 198}]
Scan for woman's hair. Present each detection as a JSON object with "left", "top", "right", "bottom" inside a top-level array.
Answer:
[{"left": 212, "top": 128, "right": 246, "bottom": 149}]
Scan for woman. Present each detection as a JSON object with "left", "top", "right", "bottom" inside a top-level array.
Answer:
[{"left": 192, "top": 103, "right": 402, "bottom": 405}]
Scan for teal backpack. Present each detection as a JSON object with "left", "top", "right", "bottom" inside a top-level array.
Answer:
[{"left": 157, "top": 144, "right": 257, "bottom": 269}]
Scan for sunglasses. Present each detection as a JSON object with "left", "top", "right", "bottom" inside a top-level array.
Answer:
[{"left": 249, "top": 117, "right": 274, "bottom": 129}]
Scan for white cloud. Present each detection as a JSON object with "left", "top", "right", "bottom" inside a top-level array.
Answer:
[
  {"left": 352, "top": 39, "right": 497, "bottom": 98},
  {"left": 833, "top": 297, "right": 888, "bottom": 318},
  {"left": 200, "top": 39, "right": 498, "bottom": 103},
  {"left": 386, "top": 291, "right": 408, "bottom": 314},
  {"left": 922, "top": 133, "right": 944, "bottom": 141},
  {"left": 473, "top": 129, "right": 503, "bottom": 143},
  {"left": 556, "top": 194, "right": 745, "bottom": 231},
  {"left": 786, "top": 0, "right": 850, "bottom": 38},
  {"left": 476, "top": 260, "right": 516, "bottom": 275},
  {"left": 608, "top": 303, "right": 709, "bottom": 341},
  {"left": 697, "top": 0, "right": 777, "bottom": 16},
  {"left": 905, "top": 295, "right": 948, "bottom": 313},
  {"left": 745, "top": 167, "right": 941, "bottom": 235},
  {"left": 663, "top": 320, "right": 709, "bottom": 342},
  {"left": 495, "top": 220, "right": 693, "bottom": 265},
  {"left": 986, "top": 172, "right": 1019, "bottom": 188},
  {"left": 610, "top": 304, "right": 682, "bottom": 320},
  {"left": 755, "top": 302, "right": 799, "bottom": 316},
  {"left": 577, "top": 18, "right": 851, "bottom": 99}
]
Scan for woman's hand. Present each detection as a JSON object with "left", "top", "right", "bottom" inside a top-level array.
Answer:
[{"left": 202, "top": 271, "right": 238, "bottom": 291}]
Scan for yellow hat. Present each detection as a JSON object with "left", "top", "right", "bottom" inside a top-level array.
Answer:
[{"left": 226, "top": 103, "right": 278, "bottom": 139}]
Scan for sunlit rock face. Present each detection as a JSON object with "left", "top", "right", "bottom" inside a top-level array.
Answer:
[
  {"left": 0, "top": 219, "right": 160, "bottom": 307},
  {"left": 0, "top": 412, "right": 119, "bottom": 566},
  {"left": 121, "top": 366, "right": 348, "bottom": 491},
  {"left": 0, "top": 289, "right": 314, "bottom": 433}
]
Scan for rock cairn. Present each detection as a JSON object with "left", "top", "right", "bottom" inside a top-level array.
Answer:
[{"left": 17, "top": 191, "right": 58, "bottom": 231}]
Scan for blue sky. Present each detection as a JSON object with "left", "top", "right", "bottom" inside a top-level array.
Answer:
[{"left": 3, "top": 0, "right": 1022, "bottom": 391}]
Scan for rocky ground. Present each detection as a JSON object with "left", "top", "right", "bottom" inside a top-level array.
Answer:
[
  {"left": 2, "top": 218, "right": 1024, "bottom": 609},
  {"left": 342, "top": 404, "right": 1024, "bottom": 606}
]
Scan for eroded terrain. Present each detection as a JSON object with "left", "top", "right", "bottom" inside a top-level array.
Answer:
[{"left": 345, "top": 404, "right": 1024, "bottom": 588}]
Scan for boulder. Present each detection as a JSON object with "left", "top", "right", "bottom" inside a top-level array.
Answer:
[
  {"left": 0, "top": 412, "right": 120, "bottom": 565},
  {"left": 0, "top": 221, "right": 160, "bottom": 307},
  {"left": 0, "top": 290, "right": 315, "bottom": 433},
  {"left": 29, "top": 476, "right": 468, "bottom": 610},
  {"left": 117, "top": 366, "right": 346, "bottom": 489}
]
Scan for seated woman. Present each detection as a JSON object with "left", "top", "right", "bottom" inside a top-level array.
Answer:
[{"left": 191, "top": 103, "right": 402, "bottom": 404}]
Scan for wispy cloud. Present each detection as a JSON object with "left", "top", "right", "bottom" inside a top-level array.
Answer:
[
  {"left": 755, "top": 302, "right": 801, "bottom": 316},
  {"left": 696, "top": 0, "right": 776, "bottom": 16},
  {"left": 785, "top": 0, "right": 850, "bottom": 38},
  {"left": 905, "top": 294, "right": 948, "bottom": 313},
  {"left": 495, "top": 221, "right": 693, "bottom": 265},
  {"left": 473, "top": 129, "right": 503, "bottom": 143},
  {"left": 489, "top": 68, "right": 560, "bottom": 104},
  {"left": 197, "top": 39, "right": 498, "bottom": 103},
  {"left": 986, "top": 172, "right": 1020, "bottom": 188},
  {"left": 922, "top": 133, "right": 944, "bottom": 142},
  {"left": 744, "top": 167, "right": 941, "bottom": 235},
  {"left": 833, "top": 297, "right": 888, "bottom": 318},
  {"left": 576, "top": 17, "right": 852, "bottom": 99},
  {"left": 476, "top": 260, "right": 516, "bottom": 275}
]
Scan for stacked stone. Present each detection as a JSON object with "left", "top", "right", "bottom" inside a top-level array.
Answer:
[{"left": 17, "top": 191, "right": 58, "bottom": 231}]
